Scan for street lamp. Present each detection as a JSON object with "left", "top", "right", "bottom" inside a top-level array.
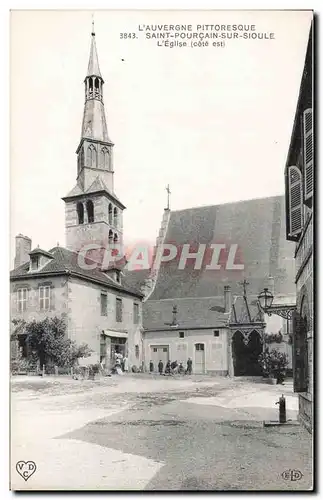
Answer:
[
  {"left": 257, "top": 288, "right": 296, "bottom": 320},
  {"left": 257, "top": 288, "right": 274, "bottom": 313}
]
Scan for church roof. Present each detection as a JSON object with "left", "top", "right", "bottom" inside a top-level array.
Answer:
[
  {"left": 10, "top": 246, "right": 143, "bottom": 298},
  {"left": 64, "top": 184, "right": 84, "bottom": 198},
  {"left": 62, "top": 176, "right": 125, "bottom": 208},
  {"left": 143, "top": 297, "right": 228, "bottom": 330},
  {"left": 87, "top": 33, "right": 102, "bottom": 78},
  {"left": 81, "top": 99, "right": 111, "bottom": 143},
  {"left": 147, "top": 195, "right": 295, "bottom": 301}
]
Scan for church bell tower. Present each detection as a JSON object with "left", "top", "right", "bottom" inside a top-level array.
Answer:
[{"left": 63, "top": 25, "right": 125, "bottom": 256}]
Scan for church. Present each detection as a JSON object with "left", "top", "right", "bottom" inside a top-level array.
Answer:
[
  {"left": 11, "top": 27, "right": 296, "bottom": 377},
  {"left": 10, "top": 27, "right": 144, "bottom": 371},
  {"left": 136, "top": 196, "right": 296, "bottom": 375}
]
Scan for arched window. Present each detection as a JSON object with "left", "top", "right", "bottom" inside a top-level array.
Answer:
[
  {"left": 77, "top": 202, "right": 84, "bottom": 225},
  {"left": 108, "top": 203, "right": 113, "bottom": 224},
  {"left": 86, "top": 200, "right": 94, "bottom": 223},
  {"left": 108, "top": 230, "right": 113, "bottom": 244},
  {"left": 113, "top": 207, "right": 118, "bottom": 227},
  {"left": 87, "top": 144, "right": 97, "bottom": 168},
  {"left": 114, "top": 233, "right": 118, "bottom": 243},
  {"left": 100, "top": 147, "right": 110, "bottom": 170}
]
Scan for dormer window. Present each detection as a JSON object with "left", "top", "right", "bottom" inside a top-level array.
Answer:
[
  {"left": 29, "top": 248, "right": 54, "bottom": 272},
  {"left": 116, "top": 270, "right": 121, "bottom": 283},
  {"left": 30, "top": 255, "right": 39, "bottom": 271}
]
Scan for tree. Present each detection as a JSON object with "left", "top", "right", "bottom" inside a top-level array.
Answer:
[
  {"left": 12, "top": 317, "right": 92, "bottom": 368},
  {"left": 259, "top": 347, "right": 289, "bottom": 383}
]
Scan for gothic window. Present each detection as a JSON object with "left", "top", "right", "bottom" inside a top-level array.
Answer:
[
  {"left": 87, "top": 144, "right": 97, "bottom": 168},
  {"left": 108, "top": 203, "right": 113, "bottom": 224},
  {"left": 77, "top": 202, "right": 84, "bottom": 225},
  {"left": 86, "top": 200, "right": 94, "bottom": 223},
  {"left": 95, "top": 77, "right": 99, "bottom": 90},
  {"left": 108, "top": 230, "right": 113, "bottom": 244},
  {"left": 114, "top": 234, "right": 118, "bottom": 243},
  {"left": 113, "top": 207, "right": 118, "bottom": 227},
  {"left": 100, "top": 147, "right": 110, "bottom": 170}
]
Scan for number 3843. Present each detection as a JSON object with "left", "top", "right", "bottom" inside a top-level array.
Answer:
[{"left": 120, "top": 33, "right": 137, "bottom": 39}]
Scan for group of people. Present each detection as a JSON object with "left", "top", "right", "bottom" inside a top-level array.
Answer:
[
  {"left": 113, "top": 352, "right": 129, "bottom": 373},
  {"left": 149, "top": 358, "right": 193, "bottom": 376}
]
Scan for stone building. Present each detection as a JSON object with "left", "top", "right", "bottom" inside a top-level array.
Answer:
[
  {"left": 10, "top": 28, "right": 144, "bottom": 370},
  {"left": 138, "top": 195, "right": 296, "bottom": 374},
  {"left": 284, "top": 24, "right": 313, "bottom": 431}
]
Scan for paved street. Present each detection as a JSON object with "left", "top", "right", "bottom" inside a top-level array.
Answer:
[{"left": 11, "top": 375, "right": 312, "bottom": 491}]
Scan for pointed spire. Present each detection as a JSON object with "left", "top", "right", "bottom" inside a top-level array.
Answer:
[{"left": 87, "top": 21, "right": 102, "bottom": 79}]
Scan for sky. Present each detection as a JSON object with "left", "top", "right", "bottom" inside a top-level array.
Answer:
[{"left": 10, "top": 9, "right": 312, "bottom": 264}]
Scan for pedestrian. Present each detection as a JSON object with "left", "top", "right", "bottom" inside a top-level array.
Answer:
[
  {"left": 186, "top": 357, "right": 192, "bottom": 375},
  {"left": 158, "top": 360, "right": 164, "bottom": 375},
  {"left": 179, "top": 362, "right": 185, "bottom": 374},
  {"left": 165, "top": 360, "right": 171, "bottom": 375},
  {"left": 123, "top": 355, "right": 129, "bottom": 373},
  {"left": 171, "top": 360, "right": 178, "bottom": 375},
  {"left": 149, "top": 360, "right": 154, "bottom": 373}
]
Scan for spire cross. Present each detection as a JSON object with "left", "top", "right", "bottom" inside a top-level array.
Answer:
[
  {"left": 166, "top": 184, "right": 171, "bottom": 210},
  {"left": 239, "top": 278, "right": 249, "bottom": 297},
  {"left": 91, "top": 15, "right": 95, "bottom": 36}
]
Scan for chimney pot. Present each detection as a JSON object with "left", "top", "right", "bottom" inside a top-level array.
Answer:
[{"left": 224, "top": 285, "right": 232, "bottom": 313}]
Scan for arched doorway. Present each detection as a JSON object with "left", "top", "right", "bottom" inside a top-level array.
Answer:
[{"left": 232, "top": 330, "right": 263, "bottom": 376}]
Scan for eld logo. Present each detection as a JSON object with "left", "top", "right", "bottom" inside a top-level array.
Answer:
[
  {"left": 16, "top": 461, "right": 37, "bottom": 481},
  {"left": 281, "top": 469, "right": 303, "bottom": 481}
]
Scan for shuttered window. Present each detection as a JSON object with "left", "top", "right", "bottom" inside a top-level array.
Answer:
[
  {"left": 303, "top": 108, "right": 313, "bottom": 203},
  {"left": 101, "top": 293, "right": 108, "bottom": 316},
  {"left": 116, "top": 298, "right": 123, "bottom": 322},
  {"left": 288, "top": 166, "right": 303, "bottom": 238},
  {"left": 292, "top": 310, "right": 308, "bottom": 393}
]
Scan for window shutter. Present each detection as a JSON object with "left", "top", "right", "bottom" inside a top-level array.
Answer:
[
  {"left": 288, "top": 166, "right": 303, "bottom": 237},
  {"left": 303, "top": 108, "right": 313, "bottom": 203},
  {"left": 292, "top": 310, "right": 307, "bottom": 393}
]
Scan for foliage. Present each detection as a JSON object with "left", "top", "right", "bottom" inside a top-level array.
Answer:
[
  {"left": 258, "top": 347, "right": 289, "bottom": 383},
  {"left": 12, "top": 317, "right": 92, "bottom": 369},
  {"left": 263, "top": 331, "right": 283, "bottom": 344},
  {"left": 10, "top": 345, "right": 32, "bottom": 373}
]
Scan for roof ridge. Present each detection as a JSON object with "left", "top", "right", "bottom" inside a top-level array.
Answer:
[{"left": 170, "top": 194, "right": 284, "bottom": 214}]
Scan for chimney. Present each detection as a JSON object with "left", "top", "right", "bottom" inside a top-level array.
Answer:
[
  {"left": 14, "top": 234, "right": 32, "bottom": 269},
  {"left": 268, "top": 276, "right": 275, "bottom": 295},
  {"left": 224, "top": 285, "right": 232, "bottom": 313}
]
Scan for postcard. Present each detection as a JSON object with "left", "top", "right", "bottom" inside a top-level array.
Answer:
[{"left": 10, "top": 9, "right": 314, "bottom": 491}]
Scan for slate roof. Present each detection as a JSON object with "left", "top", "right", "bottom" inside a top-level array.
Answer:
[
  {"left": 123, "top": 269, "right": 150, "bottom": 294},
  {"left": 29, "top": 248, "right": 54, "bottom": 259},
  {"left": 148, "top": 195, "right": 295, "bottom": 301},
  {"left": 63, "top": 176, "right": 125, "bottom": 208},
  {"left": 87, "top": 33, "right": 102, "bottom": 78},
  {"left": 143, "top": 297, "right": 228, "bottom": 330},
  {"left": 10, "top": 246, "right": 143, "bottom": 298}
]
